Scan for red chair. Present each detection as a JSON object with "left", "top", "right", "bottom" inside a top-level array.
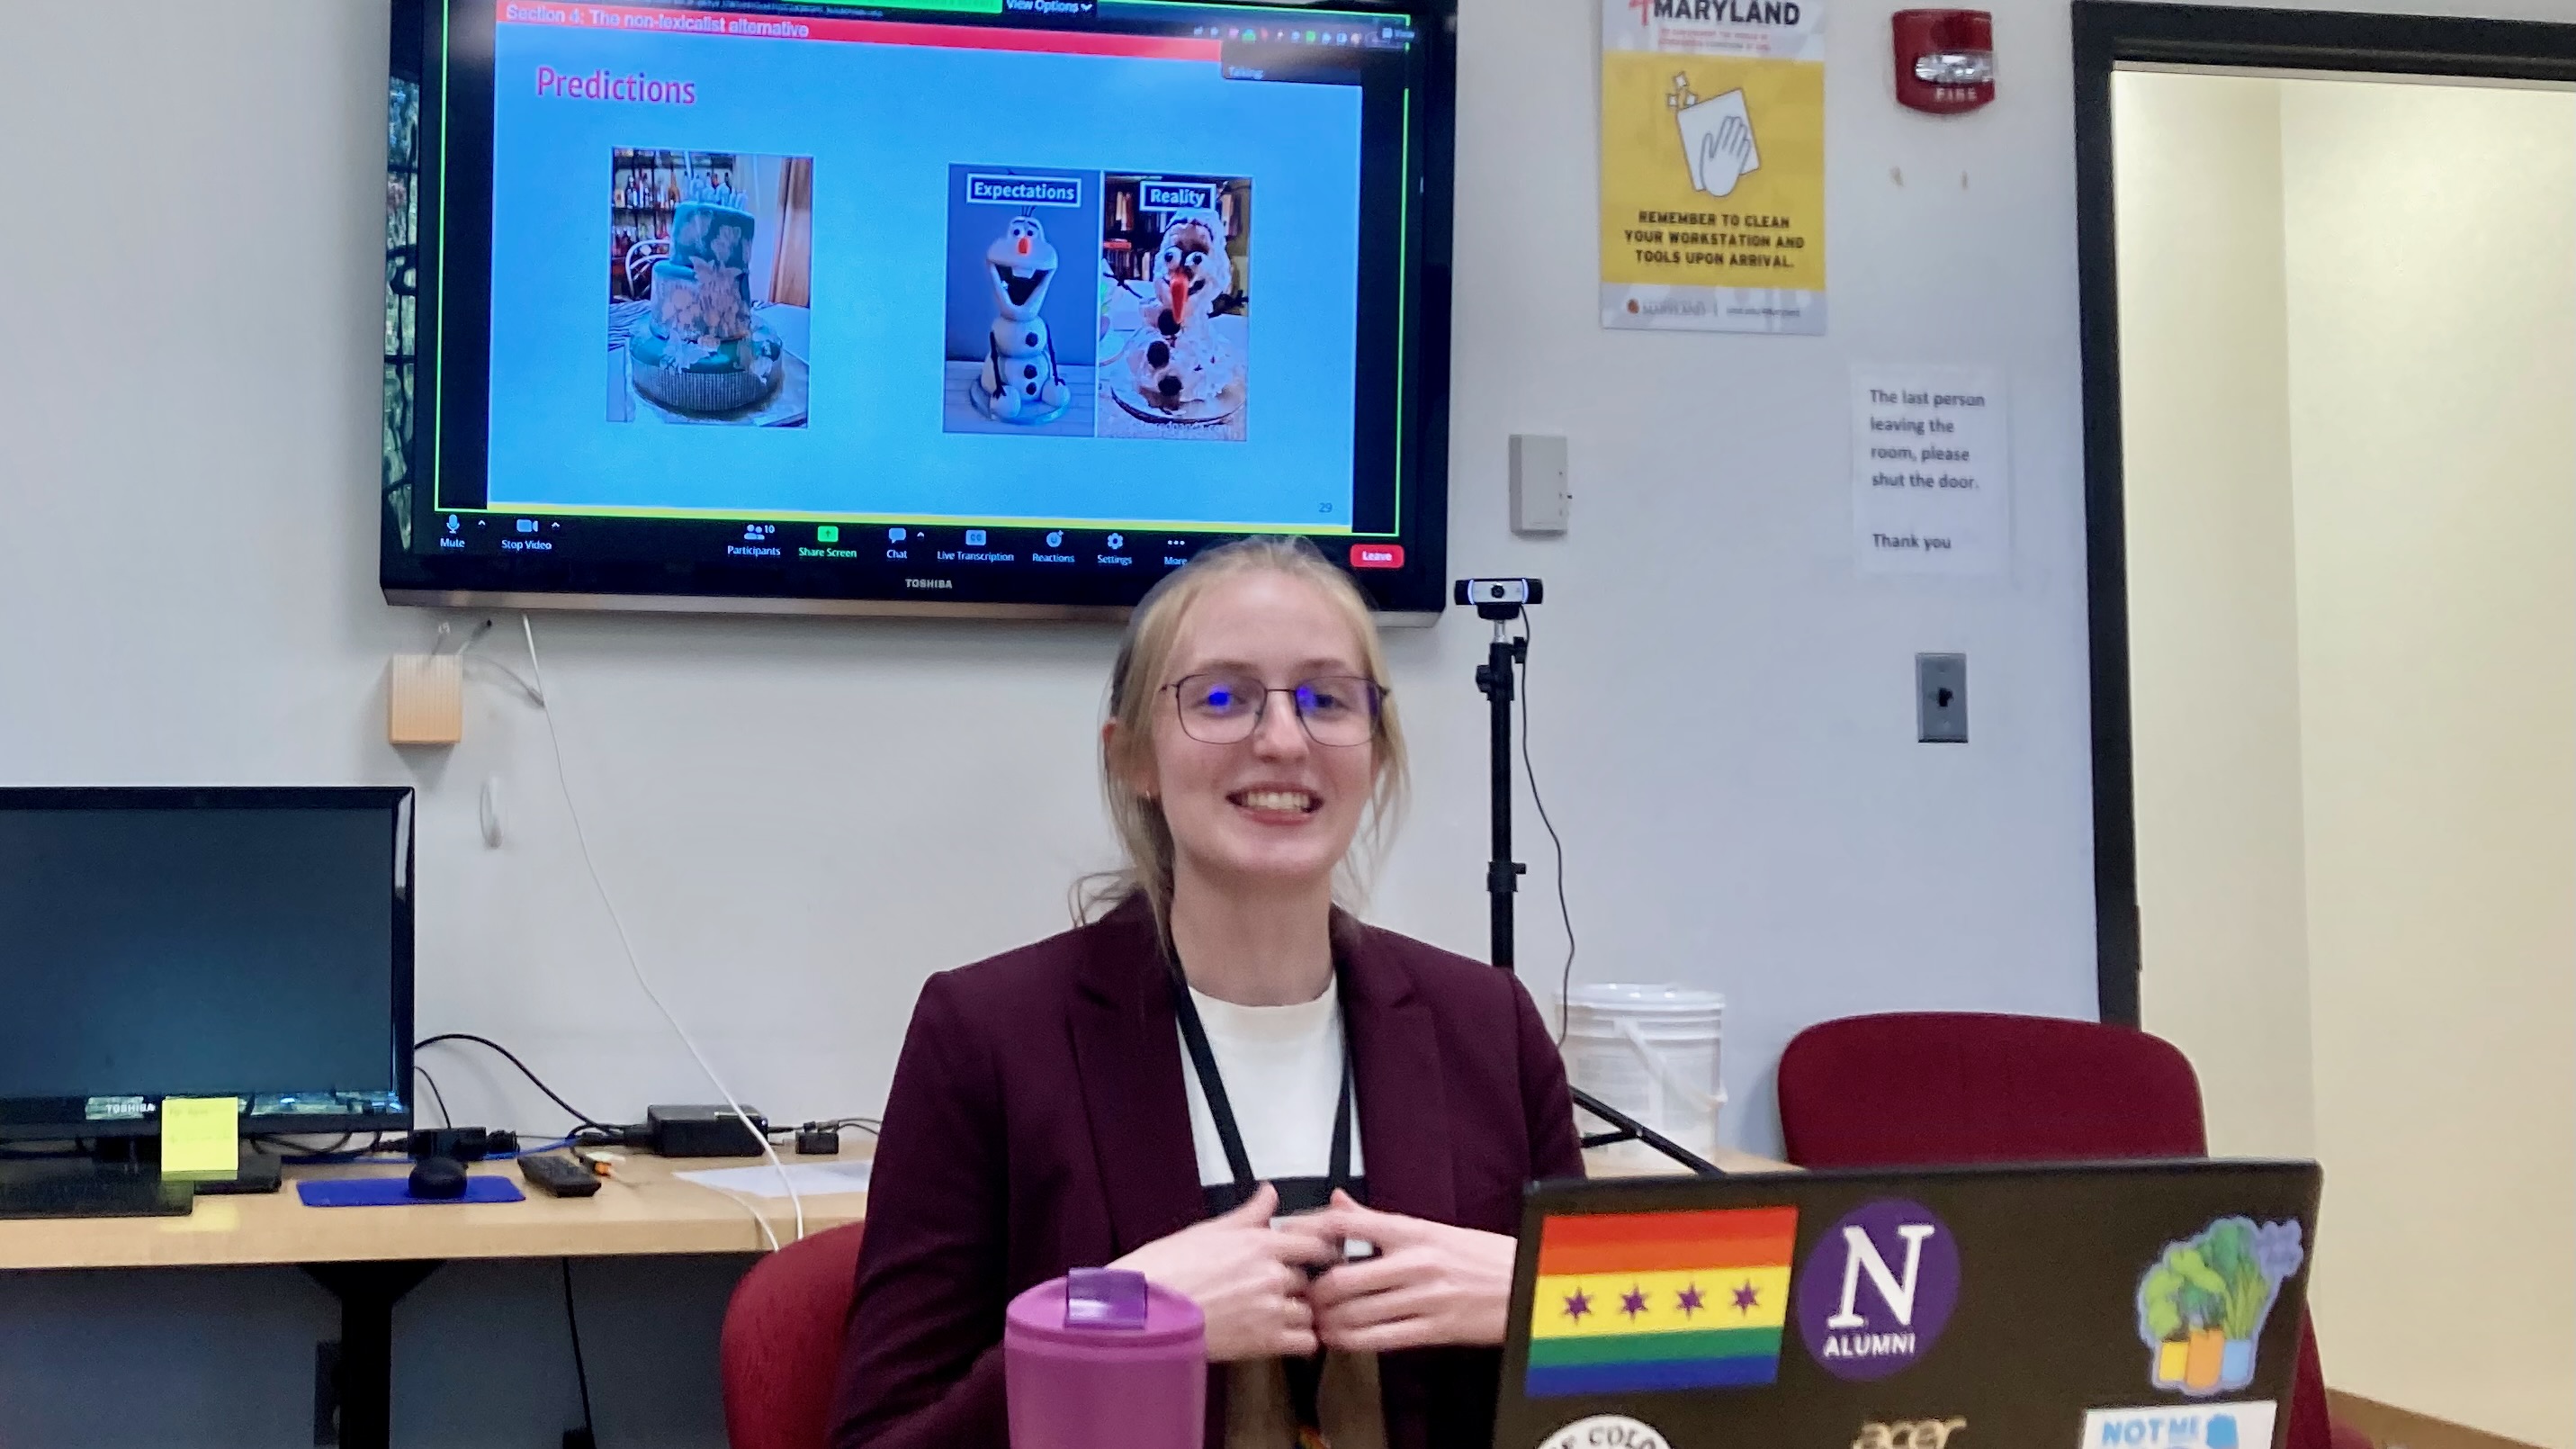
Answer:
[
  {"left": 721, "top": 1223, "right": 867, "bottom": 1449},
  {"left": 1776, "top": 1012, "right": 2368, "bottom": 1449}
]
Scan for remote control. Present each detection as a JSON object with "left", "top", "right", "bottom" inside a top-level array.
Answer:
[{"left": 517, "top": 1153, "right": 602, "bottom": 1198}]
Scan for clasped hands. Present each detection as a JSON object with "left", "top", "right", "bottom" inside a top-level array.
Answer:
[{"left": 1108, "top": 1183, "right": 1516, "bottom": 1363}]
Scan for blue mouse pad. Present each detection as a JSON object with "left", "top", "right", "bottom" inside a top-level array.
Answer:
[{"left": 297, "top": 1176, "right": 526, "bottom": 1207}]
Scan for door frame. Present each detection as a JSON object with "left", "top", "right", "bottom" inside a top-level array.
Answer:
[{"left": 2072, "top": 1, "right": 2576, "bottom": 1025}]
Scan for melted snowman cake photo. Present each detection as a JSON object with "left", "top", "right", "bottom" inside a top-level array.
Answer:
[{"left": 1098, "top": 174, "right": 1250, "bottom": 442}]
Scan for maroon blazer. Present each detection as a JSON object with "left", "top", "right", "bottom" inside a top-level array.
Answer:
[{"left": 829, "top": 897, "right": 1584, "bottom": 1449}]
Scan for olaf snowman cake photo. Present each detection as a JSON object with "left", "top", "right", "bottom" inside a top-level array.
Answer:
[
  {"left": 938, "top": 166, "right": 1248, "bottom": 440},
  {"left": 941, "top": 166, "right": 1098, "bottom": 437},
  {"left": 969, "top": 216, "right": 1072, "bottom": 425},
  {"left": 1116, "top": 210, "right": 1241, "bottom": 419}
]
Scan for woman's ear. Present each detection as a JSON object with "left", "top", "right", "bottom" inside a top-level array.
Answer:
[{"left": 1102, "top": 718, "right": 1159, "bottom": 804}]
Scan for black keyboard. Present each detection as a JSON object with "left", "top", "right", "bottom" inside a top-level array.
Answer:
[{"left": 0, "top": 1171, "right": 195, "bottom": 1220}]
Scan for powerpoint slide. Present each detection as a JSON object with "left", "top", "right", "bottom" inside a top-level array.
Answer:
[
  {"left": 480, "top": 14, "right": 1366, "bottom": 526},
  {"left": 607, "top": 148, "right": 814, "bottom": 428},
  {"left": 1098, "top": 173, "right": 1252, "bottom": 443},
  {"left": 942, "top": 166, "right": 1099, "bottom": 439}
]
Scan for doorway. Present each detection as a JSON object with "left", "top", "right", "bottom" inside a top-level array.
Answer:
[{"left": 2076, "top": 6, "right": 2576, "bottom": 1446}]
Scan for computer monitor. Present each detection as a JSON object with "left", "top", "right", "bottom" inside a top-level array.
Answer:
[
  {"left": 0, "top": 788, "right": 416, "bottom": 1145},
  {"left": 378, "top": 0, "right": 1459, "bottom": 618}
]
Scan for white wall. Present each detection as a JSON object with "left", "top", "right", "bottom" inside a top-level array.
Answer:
[
  {"left": 3, "top": 0, "right": 2563, "bottom": 1444},
  {"left": 2281, "top": 79, "right": 2576, "bottom": 1449},
  {"left": 0, "top": 0, "right": 2106, "bottom": 1179},
  {"left": 2114, "top": 69, "right": 2318, "bottom": 1160}
]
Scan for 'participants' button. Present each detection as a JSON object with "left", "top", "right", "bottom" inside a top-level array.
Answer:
[{"left": 1349, "top": 544, "right": 1405, "bottom": 570}]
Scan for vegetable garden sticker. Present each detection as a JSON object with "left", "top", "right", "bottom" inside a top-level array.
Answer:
[{"left": 2134, "top": 1218, "right": 2305, "bottom": 1397}]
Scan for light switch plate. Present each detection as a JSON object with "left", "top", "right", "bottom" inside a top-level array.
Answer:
[
  {"left": 1510, "top": 434, "right": 1570, "bottom": 535},
  {"left": 1917, "top": 652, "right": 1968, "bottom": 743}
]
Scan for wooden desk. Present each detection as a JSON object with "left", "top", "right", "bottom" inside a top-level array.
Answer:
[
  {"left": 0, "top": 1141, "right": 1775, "bottom": 1272},
  {"left": 0, "top": 1147, "right": 873, "bottom": 1449},
  {"left": 0, "top": 1145, "right": 871, "bottom": 1271}
]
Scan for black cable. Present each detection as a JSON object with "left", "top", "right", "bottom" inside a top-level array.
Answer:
[
  {"left": 263, "top": 1131, "right": 395, "bottom": 1166},
  {"left": 414, "top": 1033, "right": 607, "bottom": 1130},
  {"left": 1513, "top": 611, "right": 1577, "bottom": 1045},
  {"left": 414, "top": 1064, "right": 453, "bottom": 1128},
  {"left": 767, "top": 1118, "right": 881, "bottom": 1148},
  {"left": 561, "top": 1257, "right": 597, "bottom": 1448},
  {"left": 256, "top": 1132, "right": 354, "bottom": 1156}
]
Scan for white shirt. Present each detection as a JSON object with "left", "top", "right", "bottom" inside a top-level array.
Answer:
[
  {"left": 1178, "top": 977, "right": 1364, "bottom": 1188},
  {"left": 1173, "top": 976, "right": 1387, "bottom": 1449}
]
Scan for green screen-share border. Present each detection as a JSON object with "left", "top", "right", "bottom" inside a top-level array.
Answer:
[{"left": 435, "top": 505, "right": 1383, "bottom": 536}]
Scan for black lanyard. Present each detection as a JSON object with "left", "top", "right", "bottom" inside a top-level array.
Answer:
[
  {"left": 1165, "top": 955, "right": 1360, "bottom": 1449},
  {"left": 1166, "top": 955, "right": 1359, "bottom": 1211}
]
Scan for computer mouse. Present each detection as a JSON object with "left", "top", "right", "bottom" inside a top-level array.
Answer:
[{"left": 408, "top": 1156, "right": 468, "bottom": 1200}]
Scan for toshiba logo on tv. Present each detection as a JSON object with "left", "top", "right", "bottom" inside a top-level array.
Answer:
[{"left": 534, "top": 66, "right": 697, "bottom": 104}]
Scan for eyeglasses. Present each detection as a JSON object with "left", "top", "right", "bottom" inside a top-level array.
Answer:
[{"left": 1166, "top": 672, "right": 1385, "bottom": 747}]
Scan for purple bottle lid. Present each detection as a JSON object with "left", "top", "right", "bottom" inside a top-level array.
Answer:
[
  {"left": 1005, "top": 1270, "right": 1204, "bottom": 1349},
  {"left": 1064, "top": 1267, "right": 1150, "bottom": 1329}
]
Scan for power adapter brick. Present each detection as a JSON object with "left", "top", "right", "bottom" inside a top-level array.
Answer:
[{"left": 642, "top": 1104, "right": 768, "bottom": 1157}]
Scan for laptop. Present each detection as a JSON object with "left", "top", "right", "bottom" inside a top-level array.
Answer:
[{"left": 1494, "top": 1160, "right": 2322, "bottom": 1449}]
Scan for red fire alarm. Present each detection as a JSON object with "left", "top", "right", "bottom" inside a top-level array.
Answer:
[{"left": 1893, "top": 9, "right": 1995, "bottom": 114}]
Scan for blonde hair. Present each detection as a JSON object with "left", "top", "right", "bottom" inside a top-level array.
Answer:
[{"left": 1082, "top": 536, "right": 1410, "bottom": 936}]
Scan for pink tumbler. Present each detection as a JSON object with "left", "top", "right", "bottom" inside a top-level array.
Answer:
[{"left": 1004, "top": 1267, "right": 1206, "bottom": 1449}]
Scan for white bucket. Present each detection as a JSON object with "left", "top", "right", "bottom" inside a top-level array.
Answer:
[{"left": 1561, "top": 984, "right": 1726, "bottom": 1170}]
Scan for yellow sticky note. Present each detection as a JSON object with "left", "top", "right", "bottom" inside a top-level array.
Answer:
[{"left": 159, "top": 1096, "right": 240, "bottom": 1177}]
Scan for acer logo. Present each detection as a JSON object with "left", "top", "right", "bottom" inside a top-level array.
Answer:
[{"left": 1855, "top": 1418, "right": 1965, "bottom": 1449}]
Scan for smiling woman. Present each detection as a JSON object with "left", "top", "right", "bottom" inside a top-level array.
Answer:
[
  {"left": 830, "top": 537, "right": 1584, "bottom": 1449},
  {"left": 1089, "top": 537, "right": 1407, "bottom": 953}
]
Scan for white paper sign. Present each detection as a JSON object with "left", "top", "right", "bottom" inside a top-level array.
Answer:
[
  {"left": 1852, "top": 366, "right": 2010, "bottom": 575},
  {"left": 676, "top": 1161, "right": 874, "bottom": 1199}
]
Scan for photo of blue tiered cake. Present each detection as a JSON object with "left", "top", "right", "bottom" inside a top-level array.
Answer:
[{"left": 629, "top": 184, "right": 785, "bottom": 414}]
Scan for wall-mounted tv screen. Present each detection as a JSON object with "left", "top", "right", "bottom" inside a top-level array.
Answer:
[{"left": 380, "top": 0, "right": 1454, "bottom": 617}]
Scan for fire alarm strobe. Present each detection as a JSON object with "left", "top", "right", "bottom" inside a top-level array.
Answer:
[{"left": 1893, "top": 10, "right": 1995, "bottom": 114}]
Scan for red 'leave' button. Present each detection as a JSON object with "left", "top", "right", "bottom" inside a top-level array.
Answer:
[{"left": 1348, "top": 544, "right": 1405, "bottom": 570}]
